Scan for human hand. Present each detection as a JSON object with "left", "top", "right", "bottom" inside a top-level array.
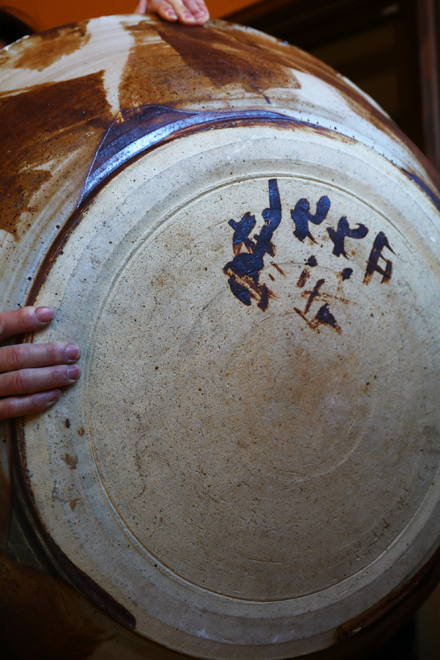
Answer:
[
  {"left": 0, "top": 307, "right": 81, "bottom": 421},
  {"left": 135, "top": 0, "right": 210, "bottom": 26}
]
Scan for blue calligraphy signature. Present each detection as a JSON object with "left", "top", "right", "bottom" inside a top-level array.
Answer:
[{"left": 223, "top": 179, "right": 281, "bottom": 311}]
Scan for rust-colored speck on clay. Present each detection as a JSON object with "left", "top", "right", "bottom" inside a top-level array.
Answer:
[{"left": 62, "top": 453, "right": 78, "bottom": 470}]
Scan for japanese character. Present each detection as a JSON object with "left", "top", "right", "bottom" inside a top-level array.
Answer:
[
  {"left": 363, "top": 232, "right": 395, "bottom": 284},
  {"left": 228, "top": 212, "right": 256, "bottom": 256},
  {"left": 224, "top": 179, "right": 282, "bottom": 311},
  {"left": 294, "top": 278, "right": 341, "bottom": 333},
  {"left": 327, "top": 216, "right": 369, "bottom": 258},
  {"left": 290, "top": 195, "right": 330, "bottom": 243}
]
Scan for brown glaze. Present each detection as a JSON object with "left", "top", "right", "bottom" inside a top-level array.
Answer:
[
  {"left": 62, "top": 453, "right": 78, "bottom": 470},
  {"left": 239, "top": 19, "right": 440, "bottom": 194},
  {"left": 155, "top": 23, "right": 301, "bottom": 94},
  {"left": 0, "top": 72, "right": 112, "bottom": 238},
  {"left": 120, "top": 20, "right": 300, "bottom": 110},
  {"left": 271, "top": 262, "right": 286, "bottom": 276},
  {"left": 2, "top": 22, "right": 91, "bottom": 72},
  {"left": 235, "top": 22, "right": 440, "bottom": 197},
  {"left": 296, "top": 268, "right": 310, "bottom": 288},
  {"left": 118, "top": 17, "right": 440, "bottom": 200},
  {"left": 120, "top": 21, "right": 199, "bottom": 110},
  {"left": 222, "top": 23, "right": 366, "bottom": 99}
]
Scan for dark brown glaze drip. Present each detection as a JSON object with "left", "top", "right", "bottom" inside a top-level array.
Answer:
[
  {"left": 118, "top": 17, "right": 439, "bottom": 200},
  {"left": 218, "top": 22, "right": 339, "bottom": 81},
  {"left": 0, "top": 21, "right": 91, "bottom": 72},
  {"left": 0, "top": 71, "right": 112, "bottom": 238},
  {"left": 155, "top": 22, "right": 301, "bottom": 94},
  {"left": 120, "top": 20, "right": 300, "bottom": 110},
  {"left": 156, "top": 20, "right": 440, "bottom": 198}
]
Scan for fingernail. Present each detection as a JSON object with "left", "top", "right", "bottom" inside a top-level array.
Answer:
[
  {"left": 68, "top": 365, "right": 81, "bottom": 381},
  {"left": 167, "top": 8, "right": 177, "bottom": 18},
  {"left": 66, "top": 344, "right": 81, "bottom": 361},
  {"left": 183, "top": 12, "right": 196, "bottom": 21},
  {"left": 46, "top": 390, "right": 61, "bottom": 404},
  {"left": 35, "top": 307, "right": 54, "bottom": 323}
]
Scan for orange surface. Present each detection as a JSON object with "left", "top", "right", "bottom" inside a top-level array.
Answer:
[{"left": 4, "top": 0, "right": 257, "bottom": 31}]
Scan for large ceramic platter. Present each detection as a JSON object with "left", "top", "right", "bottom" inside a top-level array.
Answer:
[{"left": 1, "top": 14, "right": 440, "bottom": 659}]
